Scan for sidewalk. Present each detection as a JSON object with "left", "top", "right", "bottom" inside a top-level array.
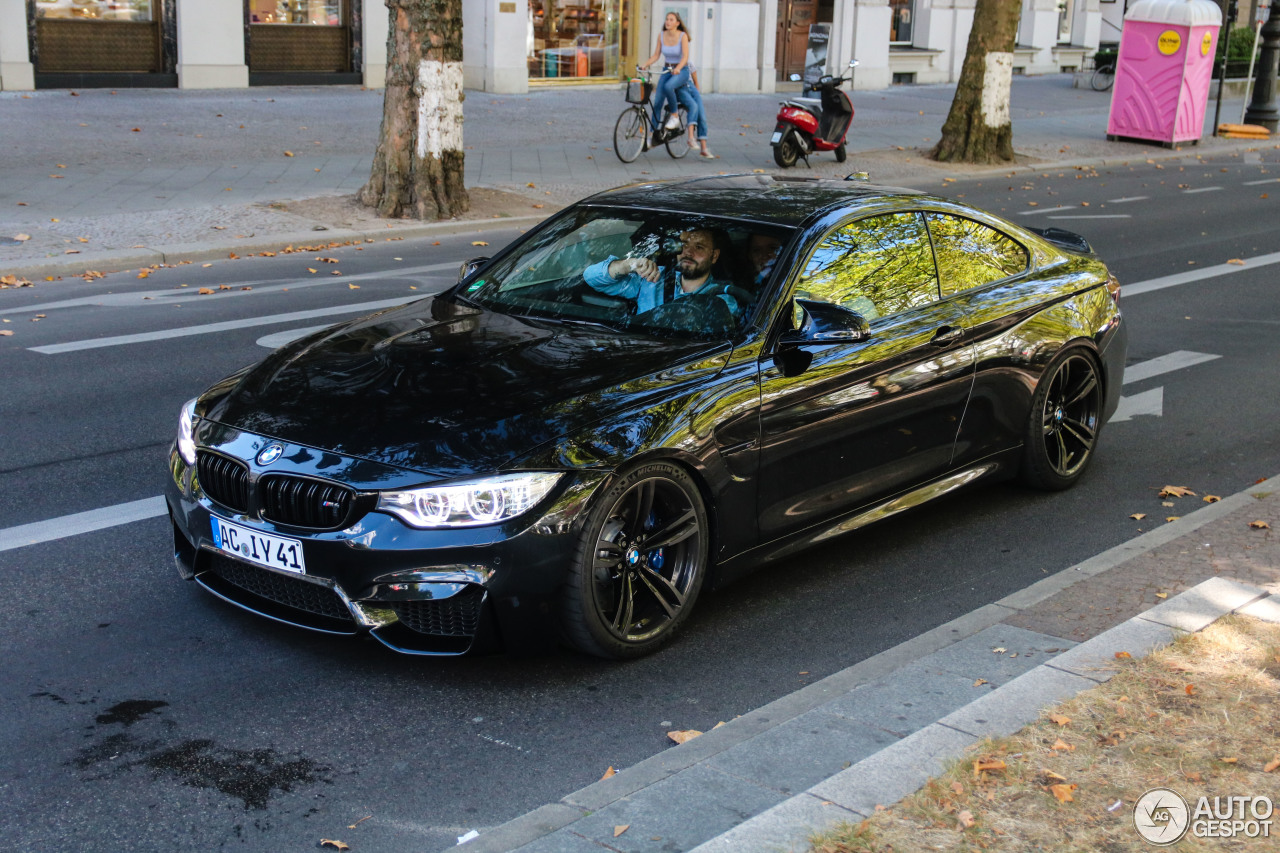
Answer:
[
  {"left": 458, "top": 477, "right": 1278, "bottom": 853},
  {"left": 0, "top": 76, "right": 1268, "bottom": 281}
]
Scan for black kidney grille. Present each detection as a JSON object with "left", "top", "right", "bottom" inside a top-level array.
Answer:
[
  {"left": 389, "top": 587, "right": 485, "bottom": 637},
  {"left": 259, "top": 475, "right": 354, "bottom": 529},
  {"left": 197, "top": 452, "right": 250, "bottom": 513},
  {"left": 208, "top": 553, "right": 353, "bottom": 623}
]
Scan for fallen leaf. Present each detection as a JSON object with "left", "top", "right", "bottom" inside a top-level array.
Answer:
[
  {"left": 0, "top": 330, "right": 13, "bottom": 336},
  {"left": 56, "top": 164, "right": 67, "bottom": 168},
  {"left": 347, "top": 283, "right": 360, "bottom": 289},
  {"left": 331, "top": 270, "right": 342, "bottom": 276},
  {"left": 137, "top": 271, "right": 150, "bottom": 279},
  {"left": 1185, "top": 684, "right": 1196, "bottom": 695},
  {"left": 973, "top": 759, "right": 1006, "bottom": 775},
  {"left": 1203, "top": 495, "right": 1221, "bottom": 503},
  {"left": 614, "top": 825, "right": 629, "bottom": 837},
  {"left": 471, "top": 241, "right": 489, "bottom": 246},
  {"left": 958, "top": 809, "right": 976, "bottom": 829},
  {"left": 1250, "top": 520, "right": 1271, "bottom": 529},
  {"left": 1264, "top": 757, "right": 1280, "bottom": 773},
  {"left": 527, "top": 182, "right": 536, "bottom": 188},
  {"left": 992, "top": 647, "right": 1007, "bottom": 654},
  {"left": 308, "top": 268, "right": 318, "bottom": 273},
  {"left": 319, "top": 841, "right": 349, "bottom": 851},
  {"left": 667, "top": 729, "right": 702, "bottom": 744},
  {"left": 1049, "top": 714, "right": 1071, "bottom": 726},
  {"left": 1115, "top": 651, "right": 1132, "bottom": 659},
  {"left": 198, "top": 287, "right": 215, "bottom": 295},
  {"left": 1221, "top": 757, "right": 1238, "bottom": 764},
  {"left": 973, "top": 678, "right": 989, "bottom": 687},
  {"left": 1155, "top": 592, "right": 1168, "bottom": 599},
  {"left": 283, "top": 150, "right": 294, "bottom": 157},
  {"left": 532, "top": 203, "right": 544, "bottom": 209},
  {"left": 13, "top": 233, "right": 30, "bottom": 242},
  {"left": 1227, "top": 258, "right": 1246, "bottom": 265},
  {"left": 1048, "top": 783, "right": 1077, "bottom": 803},
  {"left": 951, "top": 781, "right": 965, "bottom": 795},
  {"left": 600, "top": 766, "right": 616, "bottom": 780},
  {"left": 228, "top": 252, "right": 239, "bottom": 259},
  {"left": 347, "top": 815, "right": 371, "bottom": 829},
  {"left": 1166, "top": 517, "right": 1181, "bottom": 523},
  {"left": 202, "top": 263, "right": 213, "bottom": 268},
  {"left": 1051, "top": 738, "right": 1076, "bottom": 752},
  {"left": 1130, "top": 513, "right": 1147, "bottom": 520},
  {"left": 1159, "top": 485, "right": 1196, "bottom": 498}
]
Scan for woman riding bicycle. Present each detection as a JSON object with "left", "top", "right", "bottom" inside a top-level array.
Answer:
[{"left": 640, "top": 11, "right": 690, "bottom": 144}]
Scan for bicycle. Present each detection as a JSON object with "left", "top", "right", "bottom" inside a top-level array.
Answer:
[
  {"left": 614, "top": 67, "right": 691, "bottom": 164},
  {"left": 1090, "top": 60, "right": 1115, "bottom": 92}
]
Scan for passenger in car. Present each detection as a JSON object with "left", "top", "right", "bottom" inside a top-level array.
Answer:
[{"left": 583, "top": 228, "right": 745, "bottom": 317}]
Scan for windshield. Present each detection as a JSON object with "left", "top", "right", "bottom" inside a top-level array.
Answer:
[{"left": 463, "top": 207, "right": 795, "bottom": 340}]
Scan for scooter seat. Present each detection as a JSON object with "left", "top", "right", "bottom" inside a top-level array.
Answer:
[{"left": 784, "top": 96, "right": 823, "bottom": 112}]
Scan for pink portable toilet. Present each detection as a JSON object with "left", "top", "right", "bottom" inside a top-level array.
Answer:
[{"left": 1107, "top": 0, "right": 1223, "bottom": 145}]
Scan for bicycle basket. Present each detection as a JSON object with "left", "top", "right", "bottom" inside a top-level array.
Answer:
[{"left": 624, "top": 77, "right": 650, "bottom": 104}]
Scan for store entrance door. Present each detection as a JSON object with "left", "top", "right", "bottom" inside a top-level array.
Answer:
[{"left": 775, "top": 0, "right": 816, "bottom": 82}]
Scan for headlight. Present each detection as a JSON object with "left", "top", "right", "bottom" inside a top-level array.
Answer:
[
  {"left": 377, "top": 472, "right": 563, "bottom": 528},
  {"left": 177, "top": 398, "right": 198, "bottom": 466}
]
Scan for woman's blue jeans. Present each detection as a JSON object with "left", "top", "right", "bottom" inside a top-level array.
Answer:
[{"left": 652, "top": 66, "right": 690, "bottom": 131}]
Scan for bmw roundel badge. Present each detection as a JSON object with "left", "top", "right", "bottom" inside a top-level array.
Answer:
[{"left": 256, "top": 443, "right": 284, "bottom": 466}]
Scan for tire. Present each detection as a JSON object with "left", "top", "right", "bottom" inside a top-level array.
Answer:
[
  {"left": 773, "top": 132, "right": 799, "bottom": 168},
  {"left": 666, "top": 106, "right": 692, "bottom": 159},
  {"left": 834, "top": 142, "right": 847, "bottom": 163},
  {"left": 614, "top": 108, "right": 646, "bottom": 164},
  {"left": 562, "top": 461, "right": 710, "bottom": 659},
  {"left": 1020, "top": 348, "right": 1104, "bottom": 491},
  {"left": 1091, "top": 65, "right": 1115, "bottom": 92}
]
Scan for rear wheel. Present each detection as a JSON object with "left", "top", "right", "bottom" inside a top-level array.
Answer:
[
  {"left": 666, "top": 106, "right": 691, "bottom": 159},
  {"left": 614, "top": 107, "right": 646, "bottom": 163},
  {"left": 773, "top": 133, "right": 799, "bottom": 168},
  {"left": 1091, "top": 65, "right": 1115, "bottom": 92},
  {"left": 834, "top": 142, "right": 847, "bottom": 162},
  {"left": 1020, "top": 348, "right": 1104, "bottom": 490},
  {"left": 562, "top": 462, "right": 709, "bottom": 659}
]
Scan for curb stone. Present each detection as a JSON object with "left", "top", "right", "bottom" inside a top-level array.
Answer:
[{"left": 451, "top": 473, "right": 1279, "bottom": 853}]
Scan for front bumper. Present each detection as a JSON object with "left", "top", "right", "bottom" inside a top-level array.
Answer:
[{"left": 167, "top": 443, "right": 605, "bottom": 656}]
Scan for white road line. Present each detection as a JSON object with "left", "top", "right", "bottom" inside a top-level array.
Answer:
[
  {"left": 1106, "top": 196, "right": 1149, "bottom": 203},
  {"left": 29, "top": 297, "right": 421, "bottom": 354},
  {"left": 0, "top": 496, "right": 166, "bottom": 552},
  {"left": 1017, "top": 206, "right": 1074, "bottom": 216},
  {"left": 1123, "top": 351, "right": 1220, "bottom": 384},
  {"left": 1124, "top": 250, "right": 1280, "bottom": 296},
  {"left": 1046, "top": 214, "right": 1132, "bottom": 219},
  {"left": 1181, "top": 186, "right": 1223, "bottom": 194},
  {"left": 1243, "top": 177, "right": 1280, "bottom": 186}
]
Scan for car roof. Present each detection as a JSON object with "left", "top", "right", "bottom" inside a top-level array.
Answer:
[{"left": 579, "top": 174, "right": 926, "bottom": 228}]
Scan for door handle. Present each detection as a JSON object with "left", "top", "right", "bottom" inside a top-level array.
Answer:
[{"left": 931, "top": 326, "right": 964, "bottom": 346}]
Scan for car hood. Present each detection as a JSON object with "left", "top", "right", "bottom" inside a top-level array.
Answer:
[{"left": 199, "top": 295, "right": 727, "bottom": 478}]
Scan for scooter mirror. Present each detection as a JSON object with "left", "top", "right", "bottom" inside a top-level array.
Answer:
[
  {"left": 849, "top": 59, "right": 860, "bottom": 68},
  {"left": 789, "top": 73, "right": 802, "bottom": 82}
]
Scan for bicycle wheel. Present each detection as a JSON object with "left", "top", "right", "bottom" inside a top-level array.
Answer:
[
  {"left": 1091, "top": 65, "right": 1115, "bottom": 92},
  {"left": 665, "top": 106, "right": 692, "bottom": 159},
  {"left": 614, "top": 107, "right": 647, "bottom": 163}
]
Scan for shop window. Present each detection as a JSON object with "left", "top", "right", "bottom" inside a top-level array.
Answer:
[
  {"left": 890, "top": 0, "right": 914, "bottom": 45},
  {"left": 34, "top": 0, "right": 153, "bottom": 21},
  {"left": 530, "top": 1, "right": 621, "bottom": 80},
  {"left": 250, "top": 1, "right": 342, "bottom": 26}
]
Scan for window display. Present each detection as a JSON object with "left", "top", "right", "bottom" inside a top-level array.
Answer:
[
  {"left": 529, "top": 1, "right": 620, "bottom": 80},
  {"left": 35, "top": 0, "right": 153, "bottom": 22},
  {"left": 890, "top": 0, "right": 914, "bottom": 44},
  {"left": 249, "top": 1, "right": 342, "bottom": 26}
]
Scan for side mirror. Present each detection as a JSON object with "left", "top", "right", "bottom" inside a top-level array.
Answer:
[
  {"left": 849, "top": 59, "right": 860, "bottom": 68},
  {"left": 779, "top": 298, "right": 871, "bottom": 345},
  {"left": 789, "top": 73, "right": 802, "bottom": 82},
  {"left": 458, "top": 256, "right": 490, "bottom": 284}
]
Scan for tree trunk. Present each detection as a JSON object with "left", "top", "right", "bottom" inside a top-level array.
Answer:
[
  {"left": 360, "top": 0, "right": 469, "bottom": 219},
  {"left": 931, "top": 0, "right": 1021, "bottom": 164}
]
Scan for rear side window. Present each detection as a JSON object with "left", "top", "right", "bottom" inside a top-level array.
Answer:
[
  {"left": 926, "top": 213, "right": 1028, "bottom": 297},
  {"left": 795, "top": 211, "right": 939, "bottom": 325}
]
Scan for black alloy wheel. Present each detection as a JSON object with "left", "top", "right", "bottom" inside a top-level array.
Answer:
[
  {"left": 563, "top": 462, "right": 709, "bottom": 658},
  {"left": 1021, "top": 349, "right": 1103, "bottom": 490}
]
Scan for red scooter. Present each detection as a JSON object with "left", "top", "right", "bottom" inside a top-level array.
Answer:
[{"left": 771, "top": 60, "right": 858, "bottom": 168}]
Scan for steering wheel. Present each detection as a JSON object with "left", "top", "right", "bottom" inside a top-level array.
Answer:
[{"left": 636, "top": 293, "right": 736, "bottom": 336}]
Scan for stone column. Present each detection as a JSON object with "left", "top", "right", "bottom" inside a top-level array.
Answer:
[
  {"left": 0, "top": 0, "right": 35, "bottom": 90},
  {"left": 363, "top": 0, "right": 387, "bottom": 88},
  {"left": 176, "top": 0, "right": 248, "bottom": 88}
]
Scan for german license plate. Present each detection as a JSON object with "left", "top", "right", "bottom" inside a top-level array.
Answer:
[
  {"left": 770, "top": 131, "right": 782, "bottom": 143},
  {"left": 210, "top": 515, "right": 306, "bottom": 575}
]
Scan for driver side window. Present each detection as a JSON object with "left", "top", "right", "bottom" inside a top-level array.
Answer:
[{"left": 794, "top": 212, "right": 939, "bottom": 327}]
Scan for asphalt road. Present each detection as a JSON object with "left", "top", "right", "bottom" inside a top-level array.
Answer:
[{"left": 3, "top": 152, "right": 1280, "bottom": 852}]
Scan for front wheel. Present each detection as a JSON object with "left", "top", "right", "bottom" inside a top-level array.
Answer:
[
  {"left": 562, "top": 462, "right": 710, "bottom": 659},
  {"left": 1091, "top": 65, "right": 1115, "bottom": 92},
  {"left": 1020, "top": 348, "right": 1104, "bottom": 490},
  {"left": 834, "top": 142, "right": 847, "bottom": 163},
  {"left": 773, "top": 132, "right": 799, "bottom": 168},
  {"left": 614, "top": 107, "right": 646, "bottom": 164}
]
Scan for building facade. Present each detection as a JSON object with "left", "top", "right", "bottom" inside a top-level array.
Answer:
[{"left": 1, "top": 0, "right": 1114, "bottom": 93}]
